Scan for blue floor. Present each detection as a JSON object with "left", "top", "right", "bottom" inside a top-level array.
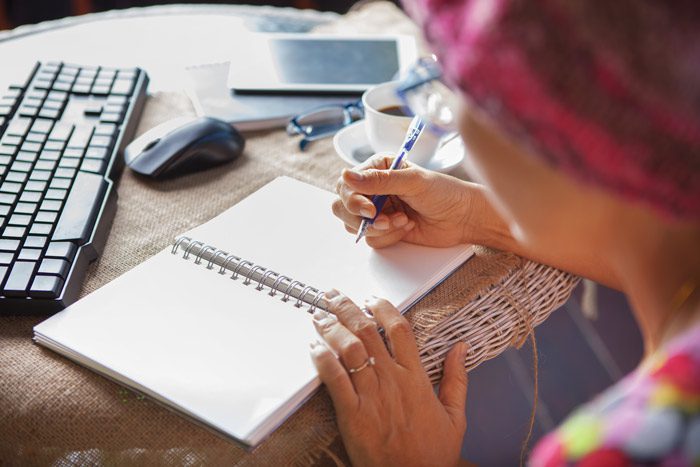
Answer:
[{"left": 460, "top": 284, "right": 643, "bottom": 465}]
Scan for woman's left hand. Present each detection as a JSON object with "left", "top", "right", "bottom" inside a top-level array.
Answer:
[{"left": 310, "top": 289, "right": 470, "bottom": 467}]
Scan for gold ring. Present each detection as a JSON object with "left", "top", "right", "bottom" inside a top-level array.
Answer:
[{"left": 348, "top": 356, "right": 376, "bottom": 374}]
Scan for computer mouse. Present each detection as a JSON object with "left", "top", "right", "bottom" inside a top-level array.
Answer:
[{"left": 124, "top": 116, "right": 245, "bottom": 179}]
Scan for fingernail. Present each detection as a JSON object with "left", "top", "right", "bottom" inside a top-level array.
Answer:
[
  {"left": 345, "top": 170, "right": 364, "bottom": 181},
  {"left": 393, "top": 215, "right": 408, "bottom": 228},
  {"left": 309, "top": 339, "right": 326, "bottom": 352},
  {"left": 313, "top": 309, "right": 330, "bottom": 322},
  {"left": 324, "top": 289, "right": 339, "bottom": 300},
  {"left": 374, "top": 218, "right": 389, "bottom": 230},
  {"left": 360, "top": 207, "right": 373, "bottom": 218},
  {"left": 313, "top": 310, "right": 336, "bottom": 327},
  {"left": 459, "top": 342, "right": 469, "bottom": 359}
]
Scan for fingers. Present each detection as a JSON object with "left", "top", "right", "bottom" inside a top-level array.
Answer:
[
  {"left": 310, "top": 340, "right": 358, "bottom": 414},
  {"left": 324, "top": 290, "right": 391, "bottom": 367},
  {"left": 313, "top": 308, "right": 379, "bottom": 392},
  {"left": 365, "top": 297, "right": 422, "bottom": 370},
  {"left": 342, "top": 163, "right": 424, "bottom": 198},
  {"left": 438, "top": 342, "right": 469, "bottom": 431},
  {"left": 333, "top": 198, "right": 415, "bottom": 243}
]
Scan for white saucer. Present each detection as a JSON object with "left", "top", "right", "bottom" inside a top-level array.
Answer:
[{"left": 332, "top": 120, "right": 465, "bottom": 173}]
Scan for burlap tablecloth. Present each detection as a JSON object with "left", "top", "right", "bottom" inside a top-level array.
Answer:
[{"left": 0, "top": 4, "right": 578, "bottom": 465}]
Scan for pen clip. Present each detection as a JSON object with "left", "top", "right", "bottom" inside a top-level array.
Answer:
[{"left": 402, "top": 117, "right": 425, "bottom": 152}]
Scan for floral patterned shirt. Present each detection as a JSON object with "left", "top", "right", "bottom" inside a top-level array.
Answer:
[{"left": 530, "top": 323, "right": 700, "bottom": 466}]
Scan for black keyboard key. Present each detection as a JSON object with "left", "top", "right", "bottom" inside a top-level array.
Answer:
[
  {"left": 54, "top": 168, "right": 76, "bottom": 179},
  {"left": 67, "top": 125, "right": 93, "bottom": 149},
  {"left": 31, "top": 119, "right": 54, "bottom": 134},
  {"left": 35, "top": 211, "right": 57, "bottom": 223},
  {"left": 59, "top": 158, "right": 80, "bottom": 169},
  {"left": 52, "top": 172, "right": 107, "bottom": 245},
  {"left": 29, "top": 223, "right": 52, "bottom": 236},
  {"left": 18, "top": 248, "right": 42, "bottom": 261},
  {"left": 0, "top": 181, "right": 22, "bottom": 193},
  {"left": 6, "top": 118, "right": 31, "bottom": 136},
  {"left": 46, "top": 241, "right": 77, "bottom": 262},
  {"left": 29, "top": 170, "right": 51, "bottom": 181},
  {"left": 3, "top": 226, "right": 26, "bottom": 238},
  {"left": 43, "top": 141, "right": 64, "bottom": 151},
  {"left": 63, "top": 148, "right": 83, "bottom": 158},
  {"left": 85, "top": 147, "right": 108, "bottom": 160},
  {"left": 90, "top": 135, "right": 113, "bottom": 148},
  {"left": 46, "top": 189, "right": 68, "bottom": 200},
  {"left": 39, "top": 108, "right": 61, "bottom": 119},
  {"left": 25, "top": 132, "right": 47, "bottom": 144},
  {"left": 1, "top": 134, "right": 22, "bottom": 146},
  {"left": 40, "top": 150, "right": 61, "bottom": 161},
  {"left": 24, "top": 235, "right": 47, "bottom": 249},
  {"left": 46, "top": 91, "right": 67, "bottom": 102},
  {"left": 110, "top": 78, "right": 134, "bottom": 95},
  {"left": 43, "top": 100, "right": 64, "bottom": 111},
  {"left": 35, "top": 160, "right": 56, "bottom": 171},
  {"left": 6, "top": 171, "right": 27, "bottom": 183},
  {"left": 15, "top": 202, "right": 37, "bottom": 214},
  {"left": 25, "top": 181, "right": 46, "bottom": 192},
  {"left": 49, "top": 178, "right": 71, "bottom": 190},
  {"left": 0, "top": 193, "right": 17, "bottom": 204},
  {"left": 94, "top": 123, "right": 117, "bottom": 137},
  {"left": 0, "top": 239, "right": 20, "bottom": 251},
  {"left": 53, "top": 82, "right": 72, "bottom": 92},
  {"left": 16, "top": 151, "right": 38, "bottom": 163},
  {"left": 100, "top": 112, "right": 122, "bottom": 124},
  {"left": 18, "top": 106, "right": 39, "bottom": 118},
  {"left": 29, "top": 275, "right": 64, "bottom": 298},
  {"left": 39, "top": 258, "right": 69, "bottom": 277},
  {"left": 40, "top": 200, "right": 62, "bottom": 211},
  {"left": 3, "top": 260, "right": 35, "bottom": 297},
  {"left": 84, "top": 103, "right": 103, "bottom": 116},
  {"left": 80, "top": 159, "right": 106, "bottom": 174},
  {"left": 48, "top": 122, "right": 73, "bottom": 141},
  {"left": 11, "top": 161, "right": 32, "bottom": 172},
  {"left": 0, "top": 145, "right": 16, "bottom": 155},
  {"left": 19, "top": 192, "right": 40, "bottom": 203},
  {"left": 9, "top": 214, "right": 31, "bottom": 226}
]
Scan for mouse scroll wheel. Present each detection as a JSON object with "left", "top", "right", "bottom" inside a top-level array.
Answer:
[{"left": 143, "top": 139, "right": 160, "bottom": 152}]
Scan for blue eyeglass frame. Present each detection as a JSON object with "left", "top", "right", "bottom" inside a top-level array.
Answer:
[
  {"left": 395, "top": 56, "right": 458, "bottom": 135},
  {"left": 286, "top": 100, "right": 364, "bottom": 151}
]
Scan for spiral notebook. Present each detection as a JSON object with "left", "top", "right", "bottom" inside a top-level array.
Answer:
[{"left": 33, "top": 176, "right": 474, "bottom": 448}]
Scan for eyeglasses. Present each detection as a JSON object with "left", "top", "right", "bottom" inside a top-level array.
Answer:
[
  {"left": 286, "top": 101, "right": 364, "bottom": 151},
  {"left": 396, "top": 55, "right": 459, "bottom": 135}
]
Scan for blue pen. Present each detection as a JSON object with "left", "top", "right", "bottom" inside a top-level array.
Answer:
[{"left": 355, "top": 115, "right": 425, "bottom": 244}]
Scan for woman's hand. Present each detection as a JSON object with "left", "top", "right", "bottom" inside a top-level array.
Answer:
[
  {"left": 310, "top": 289, "right": 469, "bottom": 467},
  {"left": 333, "top": 154, "right": 507, "bottom": 249}
]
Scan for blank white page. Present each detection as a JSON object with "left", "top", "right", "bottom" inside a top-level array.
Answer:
[
  {"left": 186, "top": 176, "right": 473, "bottom": 310},
  {"left": 34, "top": 248, "right": 320, "bottom": 446}
]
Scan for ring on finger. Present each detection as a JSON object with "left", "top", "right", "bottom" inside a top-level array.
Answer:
[{"left": 347, "top": 356, "right": 376, "bottom": 374}]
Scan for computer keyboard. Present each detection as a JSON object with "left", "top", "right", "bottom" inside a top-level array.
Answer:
[{"left": 0, "top": 62, "right": 148, "bottom": 313}]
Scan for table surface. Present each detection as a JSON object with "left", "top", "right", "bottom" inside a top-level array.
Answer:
[
  {"left": 0, "top": 5, "right": 642, "bottom": 466},
  {"left": 0, "top": 4, "right": 336, "bottom": 94}
]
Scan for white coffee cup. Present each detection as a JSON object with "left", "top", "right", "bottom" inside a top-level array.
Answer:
[{"left": 362, "top": 81, "right": 442, "bottom": 167}]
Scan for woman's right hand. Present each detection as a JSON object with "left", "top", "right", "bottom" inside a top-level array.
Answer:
[{"left": 333, "top": 154, "right": 509, "bottom": 249}]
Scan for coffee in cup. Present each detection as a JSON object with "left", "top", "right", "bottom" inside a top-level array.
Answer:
[{"left": 362, "top": 81, "right": 444, "bottom": 167}]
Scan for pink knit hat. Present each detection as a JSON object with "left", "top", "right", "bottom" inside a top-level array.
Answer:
[{"left": 407, "top": 0, "right": 700, "bottom": 219}]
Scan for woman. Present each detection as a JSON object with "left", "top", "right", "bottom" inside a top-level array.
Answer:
[{"left": 309, "top": 1, "right": 700, "bottom": 465}]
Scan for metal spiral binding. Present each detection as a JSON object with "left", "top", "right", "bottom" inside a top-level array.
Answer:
[{"left": 172, "top": 236, "right": 326, "bottom": 312}]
